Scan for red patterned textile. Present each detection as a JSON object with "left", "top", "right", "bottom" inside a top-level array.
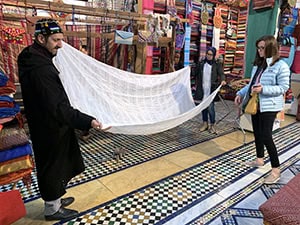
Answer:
[
  {"left": 259, "top": 174, "right": 300, "bottom": 225},
  {"left": 252, "top": 0, "right": 275, "bottom": 10},
  {"left": 0, "top": 80, "right": 16, "bottom": 95},
  {"left": 0, "top": 40, "right": 25, "bottom": 83}
]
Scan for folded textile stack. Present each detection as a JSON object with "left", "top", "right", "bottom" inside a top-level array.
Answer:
[{"left": 0, "top": 70, "right": 34, "bottom": 189}]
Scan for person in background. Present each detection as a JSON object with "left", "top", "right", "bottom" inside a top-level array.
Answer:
[
  {"left": 17, "top": 18, "right": 109, "bottom": 221},
  {"left": 79, "top": 44, "right": 89, "bottom": 55},
  {"left": 174, "top": 52, "right": 184, "bottom": 71},
  {"left": 234, "top": 35, "right": 290, "bottom": 184},
  {"left": 194, "top": 46, "right": 226, "bottom": 134}
]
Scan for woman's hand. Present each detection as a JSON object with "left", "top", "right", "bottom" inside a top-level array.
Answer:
[
  {"left": 252, "top": 83, "right": 263, "bottom": 93},
  {"left": 234, "top": 95, "right": 242, "bottom": 106}
]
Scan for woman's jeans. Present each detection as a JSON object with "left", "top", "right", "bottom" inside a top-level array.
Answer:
[
  {"left": 202, "top": 102, "right": 215, "bottom": 124},
  {"left": 251, "top": 111, "right": 279, "bottom": 168}
]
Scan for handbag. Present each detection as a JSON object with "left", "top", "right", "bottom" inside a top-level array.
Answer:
[
  {"left": 244, "top": 92, "right": 258, "bottom": 115},
  {"left": 138, "top": 30, "right": 156, "bottom": 43},
  {"left": 114, "top": 30, "right": 134, "bottom": 45}
]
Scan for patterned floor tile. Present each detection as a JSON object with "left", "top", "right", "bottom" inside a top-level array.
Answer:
[
  {"left": 0, "top": 101, "right": 237, "bottom": 202},
  {"left": 55, "top": 123, "right": 300, "bottom": 225}
]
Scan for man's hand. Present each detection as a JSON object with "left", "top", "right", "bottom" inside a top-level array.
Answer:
[{"left": 91, "top": 119, "right": 111, "bottom": 131}]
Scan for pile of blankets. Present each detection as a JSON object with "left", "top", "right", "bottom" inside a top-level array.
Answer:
[{"left": 0, "top": 70, "right": 33, "bottom": 189}]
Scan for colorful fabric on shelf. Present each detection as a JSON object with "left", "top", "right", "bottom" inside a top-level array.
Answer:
[
  {"left": 0, "top": 167, "right": 32, "bottom": 186},
  {"left": 0, "top": 144, "right": 32, "bottom": 163},
  {"left": 1, "top": 25, "right": 25, "bottom": 44},
  {"left": 0, "top": 155, "right": 33, "bottom": 176},
  {"left": 0, "top": 116, "right": 15, "bottom": 125},
  {"left": 0, "top": 80, "right": 16, "bottom": 95},
  {"left": 0, "top": 39, "right": 25, "bottom": 82},
  {"left": 0, "top": 127, "right": 29, "bottom": 151},
  {"left": 199, "top": 23, "right": 207, "bottom": 59},
  {"left": 0, "top": 70, "right": 8, "bottom": 86},
  {"left": 252, "top": 0, "right": 275, "bottom": 10},
  {"left": 0, "top": 102, "right": 20, "bottom": 119},
  {"left": 0, "top": 101, "right": 14, "bottom": 108}
]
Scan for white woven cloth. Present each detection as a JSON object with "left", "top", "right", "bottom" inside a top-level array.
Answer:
[{"left": 54, "top": 42, "right": 220, "bottom": 135}]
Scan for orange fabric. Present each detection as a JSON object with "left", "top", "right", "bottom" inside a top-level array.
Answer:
[
  {"left": 0, "top": 168, "right": 32, "bottom": 185},
  {"left": 0, "top": 155, "right": 33, "bottom": 176}
]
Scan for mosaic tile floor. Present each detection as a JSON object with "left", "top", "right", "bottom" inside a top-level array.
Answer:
[
  {"left": 55, "top": 123, "right": 300, "bottom": 225},
  {"left": 0, "top": 101, "right": 238, "bottom": 203}
]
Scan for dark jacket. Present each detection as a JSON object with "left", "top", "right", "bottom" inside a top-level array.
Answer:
[
  {"left": 18, "top": 42, "right": 94, "bottom": 201},
  {"left": 194, "top": 59, "right": 225, "bottom": 101}
]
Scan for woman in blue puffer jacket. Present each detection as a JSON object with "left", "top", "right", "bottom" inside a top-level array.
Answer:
[{"left": 234, "top": 35, "right": 290, "bottom": 184}]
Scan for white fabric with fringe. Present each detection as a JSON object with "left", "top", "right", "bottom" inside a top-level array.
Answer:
[{"left": 54, "top": 42, "right": 221, "bottom": 135}]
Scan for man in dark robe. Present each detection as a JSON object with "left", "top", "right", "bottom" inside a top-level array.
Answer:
[{"left": 17, "top": 18, "right": 107, "bottom": 221}]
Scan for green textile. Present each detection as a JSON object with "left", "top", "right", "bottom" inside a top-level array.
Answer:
[{"left": 244, "top": 0, "right": 279, "bottom": 78}]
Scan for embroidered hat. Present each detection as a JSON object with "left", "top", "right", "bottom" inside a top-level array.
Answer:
[{"left": 34, "top": 18, "right": 63, "bottom": 36}]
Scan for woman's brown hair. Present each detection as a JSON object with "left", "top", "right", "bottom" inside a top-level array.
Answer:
[{"left": 253, "top": 35, "right": 280, "bottom": 67}]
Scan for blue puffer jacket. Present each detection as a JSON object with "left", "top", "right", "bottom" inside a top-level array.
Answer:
[{"left": 237, "top": 58, "right": 290, "bottom": 112}]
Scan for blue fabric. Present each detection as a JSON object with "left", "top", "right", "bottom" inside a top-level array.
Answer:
[
  {"left": 0, "top": 103, "right": 20, "bottom": 118},
  {"left": 0, "top": 144, "right": 32, "bottom": 163},
  {"left": 281, "top": 36, "right": 296, "bottom": 67},
  {"left": 202, "top": 102, "right": 215, "bottom": 124},
  {"left": 282, "top": 8, "right": 298, "bottom": 37},
  {"left": 0, "top": 71, "right": 8, "bottom": 87},
  {"left": 0, "top": 95, "right": 14, "bottom": 103}
]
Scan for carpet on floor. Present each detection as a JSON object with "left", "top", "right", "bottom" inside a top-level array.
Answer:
[{"left": 55, "top": 122, "right": 300, "bottom": 225}]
